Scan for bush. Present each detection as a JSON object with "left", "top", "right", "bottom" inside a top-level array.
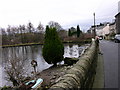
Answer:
[
  {"left": 42, "top": 26, "right": 64, "bottom": 66},
  {"left": 1, "top": 86, "right": 12, "bottom": 90}
]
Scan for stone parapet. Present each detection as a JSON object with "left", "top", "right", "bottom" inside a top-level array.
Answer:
[{"left": 49, "top": 40, "right": 99, "bottom": 89}]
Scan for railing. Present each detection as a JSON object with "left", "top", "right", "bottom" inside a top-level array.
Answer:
[{"left": 49, "top": 40, "right": 99, "bottom": 89}]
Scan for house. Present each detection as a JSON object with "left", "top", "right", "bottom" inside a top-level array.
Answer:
[
  {"left": 102, "top": 24, "right": 110, "bottom": 39},
  {"left": 115, "top": 1, "right": 120, "bottom": 34},
  {"left": 96, "top": 25, "right": 105, "bottom": 37},
  {"left": 109, "top": 22, "right": 116, "bottom": 34},
  {"left": 88, "top": 22, "right": 116, "bottom": 39},
  {"left": 87, "top": 26, "right": 94, "bottom": 34},
  {"left": 87, "top": 29, "right": 92, "bottom": 34},
  {"left": 87, "top": 23, "right": 106, "bottom": 38},
  {"left": 115, "top": 12, "right": 120, "bottom": 34},
  {"left": 109, "top": 22, "right": 116, "bottom": 39}
]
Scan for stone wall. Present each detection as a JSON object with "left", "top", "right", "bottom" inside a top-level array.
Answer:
[
  {"left": 115, "top": 12, "right": 120, "bottom": 34},
  {"left": 49, "top": 40, "right": 99, "bottom": 89}
]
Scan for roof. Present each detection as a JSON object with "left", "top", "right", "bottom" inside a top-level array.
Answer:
[
  {"left": 115, "top": 12, "right": 120, "bottom": 17},
  {"left": 96, "top": 25, "right": 105, "bottom": 30},
  {"left": 109, "top": 22, "right": 115, "bottom": 26}
]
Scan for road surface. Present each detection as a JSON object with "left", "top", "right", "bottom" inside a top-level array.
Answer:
[{"left": 99, "top": 40, "right": 119, "bottom": 88}]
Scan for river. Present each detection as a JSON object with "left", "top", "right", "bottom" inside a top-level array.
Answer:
[{"left": 0, "top": 44, "right": 89, "bottom": 87}]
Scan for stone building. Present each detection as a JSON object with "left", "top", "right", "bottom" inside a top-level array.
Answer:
[
  {"left": 109, "top": 22, "right": 116, "bottom": 36},
  {"left": 115, "top": 1, "right": 120, "bottom": 34},
  {"left": 87, "top": 22, "right": 116, "bottom": 39},
  {"left": 115, "top": 12, "right": 120, "bottom": 34}
]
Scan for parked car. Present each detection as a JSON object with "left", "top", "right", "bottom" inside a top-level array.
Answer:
[
  {"left": 99, "top": 37, "right": 103, "bottom": 40},
  {"left": 114, "top": 34, "right": 120, "bottom": 43}
]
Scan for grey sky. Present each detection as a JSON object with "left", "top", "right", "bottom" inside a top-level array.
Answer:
[{"left": 0, "top": 0, "right": 119, "bottom": 30}]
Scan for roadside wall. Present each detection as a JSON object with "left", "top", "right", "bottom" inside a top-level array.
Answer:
[{"left": 49, "top": 40, "right": 99, "bottom": 89}]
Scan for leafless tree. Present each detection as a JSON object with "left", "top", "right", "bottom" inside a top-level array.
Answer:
[
  {"left": 58, "top": 30, "right": 68, "bottom": 41},
  {"left": 48, "top": 21, "right": 62, "bottom": 31},
  {"left": 27, "top": 22, "right": 34, "bottom": 33},
  {"left": 37, "top": 22, "right": 44, "bottom": 33},
  {"left": 4, "top": 54, "right": 28, "bottom": 86}
]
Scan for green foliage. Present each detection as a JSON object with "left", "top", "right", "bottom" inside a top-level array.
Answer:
[
  {"left": 68, "top": 29, "right": 72, "bottom": 36},
  {"left": 68, "top": 26, "right": 82, "bottom": 37},
  {"left": 77, "top": 25, "right": 80, "bottom": 38},
  {"left": 109, "top": 32, "right": 116, "bottom": 37},
  {"left": 1, "top": 86, "right": 12, "bottom": 90},
  {"left": 84, "top": 39, "right": 92, "bottom": 44},
  {"left": 68, "top": 29, "right": 77, "bottom": 37},
  {"left": 42, "top": 26, "right": 64, "bottom": 65}
]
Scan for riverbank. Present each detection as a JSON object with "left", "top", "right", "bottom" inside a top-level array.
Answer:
[
  {"left": 36, "top": 64, "right": 73, "bottom": 89},
  {"left": 2, "top": 40, "right": 91, "bottom": 48},
  {"left": 33, "top": 43, "right": 90, "bottom": 89},
  {"left": 1, "top": 43, "right": 43, "bottom": 48},
  {"left": 0, "top": 65, "right": 74, "bottom": 90}
]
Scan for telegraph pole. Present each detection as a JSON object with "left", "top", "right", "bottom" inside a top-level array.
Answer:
[{"left": 93, "top": 13, "right": 96, "bottom": 38}]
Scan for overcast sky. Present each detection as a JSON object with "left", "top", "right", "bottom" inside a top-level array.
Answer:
[{"left": 0, "top": 0, "right": 119, "bottom": 30}]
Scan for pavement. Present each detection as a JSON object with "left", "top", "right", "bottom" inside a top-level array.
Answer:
[
  {"left": 92, "top": 51, "right": 104, "bottom": 88},
  {"left": 93, "top": 40, "right": 119, "bottom": 89}
]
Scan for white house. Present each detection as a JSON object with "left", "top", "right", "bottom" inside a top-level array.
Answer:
[
  {"left": 88, "top": 22, "right": 116, "bottom": 39},
  {"left": 102, "top": 24, "right": 110, "bottom": 39},
  {"left": 96, "top": 25, "right": 105, "bottom": 37},
  {"left": 109, "top": 22, "right": 116, "bottom": 34}
]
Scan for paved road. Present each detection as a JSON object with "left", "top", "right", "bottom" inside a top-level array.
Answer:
[{"left": 99, "top": 40, "right": 119, "bottom": 88}]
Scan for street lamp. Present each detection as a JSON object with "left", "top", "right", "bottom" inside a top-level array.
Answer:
[{"left": 93, "top": 13, "right": 96, "bottom": 38}]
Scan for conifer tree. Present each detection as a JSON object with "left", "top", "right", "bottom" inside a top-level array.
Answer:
[
  {"left": 42, "top": 26, "right": 64, "bottom": 66},
  {"left": 68, "top": 29, "right": 72, "bottom": 37},
  {"left": 77, "top": 25, "right": 80, "bottom": 38}
]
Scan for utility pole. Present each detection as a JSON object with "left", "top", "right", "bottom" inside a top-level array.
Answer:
[{"left": 93, "top": 13, "right": 96, "bottom": 38}]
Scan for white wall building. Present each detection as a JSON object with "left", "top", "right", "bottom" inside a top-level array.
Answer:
[
  {"left": 109, "top": 22, "right": 116, "bottom": 34},
  {"left": 96, "top": 26, "right": 105, "bottom": 36},
  {"left": 88, "top": 22, "right": 116, "bottom": 39},
  {"left": 103, "top": 24, "right": 110, "bottom": 35}
]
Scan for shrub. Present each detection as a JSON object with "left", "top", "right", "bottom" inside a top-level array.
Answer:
[
  {"left": 77, "top": 25, "right": 80, "bottom": 38},
  {"left": 42, "top": 26, "right": 64, "bottom": 66},
  {"left": 1, "top": 86, "right": 12, "bottom": 90}
]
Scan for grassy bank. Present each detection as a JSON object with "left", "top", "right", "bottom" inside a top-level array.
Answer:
[
  {"left": 2, "top": 43, "right": 43, "bottom": 48},
  {"left": 63, "top": 39, "right": 91, "bottom": 44},
  {"left": 2, "top": 39, "right": 92, "bottom": 48}
]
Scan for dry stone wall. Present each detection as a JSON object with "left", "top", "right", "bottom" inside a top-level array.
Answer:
[{"left": 49, "top": 40, "right": 99, "bottom": 90}]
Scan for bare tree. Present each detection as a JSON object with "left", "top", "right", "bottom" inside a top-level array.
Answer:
[
  {"left": 19, "top": 25, "right": 24, "bottom": 43},
  {"left": 1, "top": 28, "right": 6, "bottom": 35},
  {"left": 7, "top": 25, "right": 11, "bottom": 35},
  {"left": 48, "top": 21, "right": 62, "bottom": 31},
  {"left": 37, "top": 22, "right": 44, "bottom": 33},
  {"left": 27, "top": 22, "right": 34, "bottom": 33},
  {"left": 4, "top": 54, "right": 27, "bottom": 86},
  {"left": 58, "top": 30, "right": 67, "bottom": 41}
]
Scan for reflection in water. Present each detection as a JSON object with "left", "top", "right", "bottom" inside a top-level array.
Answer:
[
  {"left": 2, "top": 46, "right": 51, "bottom": 72},
  {"left": 1, "top": 44, "right": 87, "bottom": 86},
  {"left": 0, "top": 65, "right": 4, "bottom": 86},
  {"left": 64, "top": 44, "right": 85, "bottom": 58},
  {"left": 2, "top": 45, "right": 51, "bottom": 87}
]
